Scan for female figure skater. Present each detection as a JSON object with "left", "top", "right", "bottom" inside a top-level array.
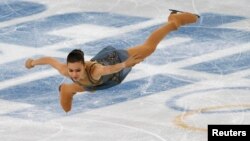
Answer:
[{"left": 25, "top": 10, "right": 199, "bottom": 112}]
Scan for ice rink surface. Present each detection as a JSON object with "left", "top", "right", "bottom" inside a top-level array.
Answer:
[{"left": 0, "top": 0, "right": 250, "bottom": 140}]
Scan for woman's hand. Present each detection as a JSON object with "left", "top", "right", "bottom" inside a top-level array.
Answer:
[
  {"left": 92, "top": 54, "right": 144, "bottom": 78},
  {"left": 25, "top": 58, "right": 34, "bottom": 69},
  {"left": 124, "top": 54, "right": 144, "bottom": 67}
]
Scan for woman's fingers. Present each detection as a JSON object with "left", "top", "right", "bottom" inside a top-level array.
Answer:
[
  {"left": 125, "top": 54, "right": 144, "bottom": 67},
  {"left": 132, "top": 54, "right": 142, "bottom": 59}
]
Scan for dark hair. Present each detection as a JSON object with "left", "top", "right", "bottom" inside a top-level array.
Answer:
[{"left": 67, "top": 49, "right": 85, "bottom": 64}]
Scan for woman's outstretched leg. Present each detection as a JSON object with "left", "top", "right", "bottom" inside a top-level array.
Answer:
[{"left": 127, "top": 11, "right": 199, "bottom": 61}]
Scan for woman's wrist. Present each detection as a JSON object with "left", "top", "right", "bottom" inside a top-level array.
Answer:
[
  {"left": 121, "top": 62, "right": 126, "bottom": 68},
  {"left": 30, "top": 60, "right": 34, "bottom": 67}
]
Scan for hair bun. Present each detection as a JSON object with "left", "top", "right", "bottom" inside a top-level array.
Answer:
[
  {"left": 67, "top": 49, "right": 85, "bottom": 64},
  {"left": 72, "top": 49, "right": 84, "bottom": 56}
]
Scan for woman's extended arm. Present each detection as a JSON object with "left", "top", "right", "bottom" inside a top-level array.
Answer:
[
  {"left": 91, "top": 54, "right": 143, "bottom": 80},
  {"left": 25, "top": 57, "right": 69, "bottom": 77}
]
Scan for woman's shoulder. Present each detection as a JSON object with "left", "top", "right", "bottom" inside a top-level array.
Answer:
[
  {"left": 85, "top": 61, "right": 100, "bottom": 68},
  {"left": 84, "top": 61, "right": 103, "bottom": 85}
]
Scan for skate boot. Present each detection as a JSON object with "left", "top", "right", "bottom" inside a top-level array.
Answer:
[{"left": 168, "top": 9, "right": 200, "bottom": 29}]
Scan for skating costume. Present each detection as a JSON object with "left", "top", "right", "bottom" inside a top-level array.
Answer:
[{"left": 73, "top": 46, "right": 131, "bottom": 91}]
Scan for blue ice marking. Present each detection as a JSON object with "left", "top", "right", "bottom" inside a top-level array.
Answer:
[
  {"left": 68, "top": 24, "right": 163, "bottom": 56},
  {"left": 246, "top": 75, "right": 250, "bottom": 79},
  {"left": 0, "top": 75, "right": 62, "bottom": 104},
  {"left": 71, "top": 74, "right": 194, "bottom": 114},
  {"left": 0, "top": 74, "right": 195, "bottom": 119},
  {"left": 69, "top": 13, "right": 249, "bottom": 66},
  {"left": 0, "top": 12, "right": 149, "bottom": 47},
  {"left": 0, "top": 1, "right": 46, "bottom": 22},
  {"left": 192, "top": 13, "right": 245, "bottom": 27},
  {"left": 0, "top": 75, "right": 64, "bottom": 120},
  {"left": 0, "top": 56, "right": 64, "bottom": 82},
  {"left": 75, "top": 74, "right": 192, "bottom": 107},
  {"left": 183, "top": 51, "right": 250, "bottom": 75},
  {"left": 166, "top": 87, "right": 250, "bottom": 114},
  {"left": 146, "top": 13, "right": 249, "bottom": 65}
]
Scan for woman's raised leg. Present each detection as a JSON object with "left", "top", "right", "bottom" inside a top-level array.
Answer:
[{"left": 127, "top": 11, "right": 199, "bottom": 61}]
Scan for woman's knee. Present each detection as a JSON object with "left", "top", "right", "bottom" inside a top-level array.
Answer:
[
  {"left": 127, "top": 44, "right": 156, "bottom": 59},
  {"left": 138, "top": 44, "right": 157, "bottom": 58}
]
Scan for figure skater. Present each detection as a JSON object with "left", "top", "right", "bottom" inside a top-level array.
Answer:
[{"left": 25, "top": 10, "right": 200, "bottom": 112}]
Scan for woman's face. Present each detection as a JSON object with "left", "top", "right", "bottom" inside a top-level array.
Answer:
[{"left": 67, "top": 62, "right": 85, "bottom": 81}]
